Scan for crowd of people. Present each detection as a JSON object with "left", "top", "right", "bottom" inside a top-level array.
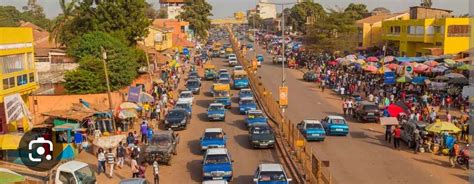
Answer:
[{"left": 255, "top": 32, "right": 470, "bottom": 169}]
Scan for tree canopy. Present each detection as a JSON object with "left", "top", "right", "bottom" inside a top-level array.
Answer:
[
  {"left": 178, "top": 0, "right": 212, "bottom": 40},
  {"left": 0, "top": 0, "right": 51, "bottom": 28},
  {"left": 248, "top": 14, "right": 264, "bottom": 29},
  {"left": 287, "top": 0, "right": 325, "bottom": 33},
  {"left": 64, "top": 31, "right": 139, "bottom": 94}
]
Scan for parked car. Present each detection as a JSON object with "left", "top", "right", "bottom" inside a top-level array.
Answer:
[
  {"left": 218, "top": 69, "right": 229, "bottom": 75},
  {"left": 202, "top": 148, "right": 234, "bottom": 182},
  {"left": 249, "top": 124, "right": 275, "bottom": 148},
  {"left": 303, "top": 71, "right": 317, "bottom": 82},
  {"left": 272, "top": 56, "right": 286, "bottom": 64},
  {"left": 297, "top": 120, "right": 326, "bottom": 141},
  {"left": 218, "top": 73, "right": 231, "bottom": 80},
  {"left": 186, "top": 79, "right": 201, "bottom": 94},
  {"left": 321, "top": 115, "right": 349, "bottom": 136},
  {"left": 253, "top": 164, "right": 292, "bottom": 184},
  {"left": 207, "top": 103, "right": 226, "bottom": 121},
  {"left": 214, "top": 97, "right": 231, "bottom": 109},
  {"left": 238, "top": 88, "right": 254, "bottom": 101},
  {"left": 178, "top": 91, "right": 194, "bottom": 105},
  {"left": 144, "top": 130, "right": 179, "bottom": 165},
  {"left": 400, "top": 120, "right": 428, "bottom": 148},
  {"left": 239, "top": 97, "right": 257, "bottom": 114},
  {"left": 164, "top": 109, "right": 190, "bottom": 130},
  {"left": 354, "top": 101, "right": 380, "bottom": 122},
  {"left": 245, "top": 110, "right": 267, "bottom": 129},
  {"left": 202, "top": 180, "right": 228, "bottom": 184},
  {"left": 200, "top": 128, "right": 227, "bottom": 151},
  {"left": 188, "top": 71, "right": 201, "bottom": 81}
]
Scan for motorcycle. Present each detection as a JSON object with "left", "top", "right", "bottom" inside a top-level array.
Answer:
[{"left": 456, "top": 145, "right": 469, "bottom": 168}]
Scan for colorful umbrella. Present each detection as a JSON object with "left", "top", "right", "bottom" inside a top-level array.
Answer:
[
  {"left": 363, "top": 65, "right": 378, "bottom": 72},
  {"left": 444, "top": 73, "right": 466, "bottom": 79},
  {"left": 340, "top": 60, "right": 352, "bottom": 66},
  {"left": 396, "top": 76, "right": 412, "bottom": 83},
  {"left": 386, "top": 104, "right": 406, "bottom": 117},
  {"left": 0, "top": 134, "right": 21, "bottom": 150},
  {"left": 378, "top": 67, "right": 391, "bottom": 74},
  {"left": 383, "top": 56, "right": 395, "bottom": 63},
  {"left": 431, "top": 65, "right": 449, "bottom": 73},
  {"left": 367, "top": 56, "right": 379, "bottom": 62},
  {"left": 328, "top": 60, "right": 338, "bottom": 66},
  {"left": 139, "top": 93, "right": 155, "bottom": 103},
  {"left": 457, "top": 64, "right": 472, "bottom": 70},
  {"left": 424, "top": 60, "right": 439, "bottom": 67},
  {"left": 443, "top": 59, "right": 456, "bottom": 66},
  {"left": 425, "top": 120, "right": 461, "bottom": 133},
  {"left": 355, "top": 59, "right": 366, "bottom": 65},
  {"left": 358, "top": 55, "right": 367, "bottom": 60},
  {"left": 412, "top": 76, "right": 427, "bottom": 85},
  {"left": 386, "top": 63, "right": 399, "bottom": 70},
  {"left": 119, "top": 102, "right": 139, "bottom": 109},
  {"left": 414, "top": 64, "right": 429, "bottom": 73}
]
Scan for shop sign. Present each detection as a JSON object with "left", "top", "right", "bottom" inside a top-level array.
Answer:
[
  {"left": 279, "top": 86, "right": 288, "bottom": 106},
  {"left": 127, "top": 86, "right": 142, "bottom": 103},
  {"left": 384, "top": 72, "right": 396, "bottom": 85}
]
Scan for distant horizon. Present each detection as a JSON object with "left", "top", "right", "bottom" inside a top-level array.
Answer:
[{"left": 1, "top": 0, "right": 469, "bottom": 19}]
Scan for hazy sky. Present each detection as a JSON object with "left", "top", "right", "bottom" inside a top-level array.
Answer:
[{"left": 1, "top": 0, "right": 470, "bottom": 19}]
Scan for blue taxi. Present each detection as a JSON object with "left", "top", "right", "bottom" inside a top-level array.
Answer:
[
  {"left": 239, "top": 97, "right": 257, "bottom": 114},
  {"left": 238, "top": 89, "right": 254, "bottom": 101},
  {"left": 207, "top": 103, "right": 226, "bottom": 121},
  {"left": 245, "top": 110, "right": 267, "bottom": 128},
  {"left": 202, "top": 148, "right": 233, "bottom": 182},
  {"left": 297, "top": 120, "right": 326, "bottom": 141},
  {"left": 321, "top": 115, "right": 349, "bottom": 136},
  {"left": 200, "top": 128, "right": 226, "bottom": 151}
]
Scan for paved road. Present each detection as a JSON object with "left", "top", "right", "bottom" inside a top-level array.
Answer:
[
  {"left": 77, "top": 43, "right": 281, "bottom": 184},
  {"left": 241, "top": 39, "right": 469, "bottom": 184}
]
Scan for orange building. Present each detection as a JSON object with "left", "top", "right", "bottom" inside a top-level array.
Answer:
[{"left": 152, "top": 19, "right": 195, "bottom": 48}]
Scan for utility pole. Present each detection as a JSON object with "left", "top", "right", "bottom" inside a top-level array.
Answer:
[
  {"left": 143, "top": 38, "right": 154, "bottom": 86},
  {"left": 101, "top": 47, "right": 116, "bottom": 133}
]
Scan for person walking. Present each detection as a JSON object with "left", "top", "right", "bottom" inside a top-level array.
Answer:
[
  {"left": 106, "top": 148, "right": 116, "bottom": 177},
  {"left": 131, "top": 155, "right": 140, "bottom": 178},
  {"left": 116, "top": 142, "right": 125, "bottom": 169},
  {"left": 153, "top": 160, "right": 160, "bottom": 184},
  {"left": 140, "top": 122, "right": 148, "bottom": 145},
  {"left": 97, "top": 148, "right": 106, "bottom": 175},
  {"left": 93, "top": 128, "right": 102, "bottom": 140},
  {"left": 385, "top": 125, "right": 392, "bottom": 143},
  {"left": 392, "top": 125, "right": 401, "bottom": 150},
  {"left": 347, "top": 99, "right": 354, "bottom": 116},
  {"left": 413, "top": 130, "right": 421, "bottom": 154},
  {"left": 449, "top": 142, "right": 460, "bottom": 167}
]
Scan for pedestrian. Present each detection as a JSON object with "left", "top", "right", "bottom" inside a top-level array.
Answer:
[
  {"left": 147, "top": 127, "right": 154, "bottom": 144},
  {"left": 413, "top": 130, "right": 421, "bottom": 154},
  {"left": 449, "top": 142, "right": 460, "bottom": 167},
  {"left": 93, "top": 128, "right": 102, "bottom": 140},
  {"left": 131, "top": 155, "right": 140, "bottom": 178},
  {"left": 141, "top": 122, "right": 148, "bottom": 145},
  {"left": 133, "top": 131, "right": 139, "bottom": 145},
  {"left": 392, "top": 125, "right": 401, "bottom": 150},
  {"left": 385, "top": 125, "right": 392, "bottom": 143},
  {"left": 347, "top": 99, "right": 353, "bottom": 115},
  {"left": 74, "top": 130, "right": 84, "bottom": 153},
  {"left": 127, "top": 132, "right": 135, "bottom": 148},
  {"left": 153, "top": 160, "right": 160, "bottom": 184},
  {"left": 446, "top": 112, "right": 452, "bottom": 122},
  {"left": 116, "top": 142, "right": 125, "bottom": 169},
  {"left": 340, "top": 86, "right": 345, "bottom": 100},
  {"left": 106, "top": 148, "right": 116, "bottom": 177},
  {"left": 138, "top": 161, "right": 147, "bottom": 178},
  {"left": 97, "top": 148, "right": 106, "bottom": 175},
  {"left": 342, "top": 100, "right": 348, "bottom": 116}
]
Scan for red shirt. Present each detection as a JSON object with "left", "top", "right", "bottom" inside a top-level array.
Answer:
[{"left": 393, "top": 128, "right": 401, "bottom": 138}]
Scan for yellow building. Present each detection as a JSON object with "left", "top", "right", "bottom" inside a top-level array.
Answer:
[
  {"left": 0, "top": 28, "right": 39, "bottom": 134},
  {"left": 356, "top": 12, "right": 409, "bottom": 49},
  {"left": 142, "top": 26, "right": 173, "bottom": 51},
  {"left": 382, "top": 17, "right": 471, "bottom": 56}
]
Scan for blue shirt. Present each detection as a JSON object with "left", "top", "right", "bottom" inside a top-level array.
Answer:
[{"left": 74, "top": 132, "right": 83, "bottom": 144}]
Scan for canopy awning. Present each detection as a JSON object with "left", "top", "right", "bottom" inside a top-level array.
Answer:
[{"left": 0, "top": 134, "right": 22, "bottom": 150}]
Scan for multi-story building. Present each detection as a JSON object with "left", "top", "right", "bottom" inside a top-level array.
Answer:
[
  {"left": 356, "top": 12, "right": 409, "bottom": 49},
  {"left": 160, "top": 0, "right": 185, "bottom": 19},
  {"left": 0, "top": 28, "right": 39, "bottom": 134},
  {"left": 382, "top": 7, "right": 469, "bottom": 56},
  {"left": 256, "top": 0, "right": 276, "bottom": 19}
]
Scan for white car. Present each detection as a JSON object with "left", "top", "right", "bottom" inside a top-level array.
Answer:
[
  {"left": 253, "top": 164, "right": 292, "bottom": 184},
  {"left": 178, "top": 91, "right": 194, "bottom": 105},
  {"left": 228, "top": 54, "right": 238, "bottom": 66},
  {"left": 233, "top": 65, "right": 244, "bottom": 72}
]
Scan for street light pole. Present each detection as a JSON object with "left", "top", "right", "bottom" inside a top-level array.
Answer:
[
  {"left": 143, "top": 38, "right": 154, "bottom": 86},
  {"left": 101, "top": 47, "right": 117, "bottom": 133}
]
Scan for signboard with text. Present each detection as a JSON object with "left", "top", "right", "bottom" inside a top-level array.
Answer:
[
  {"left": 4, "top": 93, "right": 26, "bottom": 124},
  {"left": 384, "top": 72, "right": 396, "bottom": 85},
  {"left": 279, "top": 86, "right": 288, "bottom": 106},
  {"left": 127, "top": 86, "right": 142, "bottom": 103}
]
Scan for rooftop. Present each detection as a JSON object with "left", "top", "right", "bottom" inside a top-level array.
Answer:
[
  {"left": 57, "top": 161, "right": 89, "bottom": 173},
  {"left": 303, "top": 119, "right": 322, "bottom": 124},
  {"left": 205, "top": 128, "right": 223, "bottom": 133},
  {"left": 206, "top": 148, "right": 228, "bottom": 155},
  {"left": 356, "top": 12, "right": 408, "bottom": 25}
]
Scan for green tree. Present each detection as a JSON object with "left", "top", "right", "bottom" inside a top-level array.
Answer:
[
  {"left": 178, "top": 0, "right": 212, "bottom": 40},
  {"left": 49, "top": 0, "right": 77, "bottom": 46},
  {"left": 0, "top": 6, "right": 22, "bottom": 27},
  {"left": 21, "top": 0, "right": 51, "bottom": 28},
  {"left": 145, "top": 2, "right": 160, "bottom": 19},
  {"left": 344, "top": 3, "right": 369, "bottom": 20},
  {"left": 56, "top": 0, "right": 150, "bottom": 46},
  {"left": 65, "top": 31, "right": 138, "bottom": 94},
  {"left": 288, "top": 0, "right": 326, "bottom": 33},
  {"left": 156, "top": 8, "right": 168, "bottom": 19}
]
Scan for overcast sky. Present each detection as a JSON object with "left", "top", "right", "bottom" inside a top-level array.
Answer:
[{"left": 1, "top": 0, "right": 470, "bottom": 19}]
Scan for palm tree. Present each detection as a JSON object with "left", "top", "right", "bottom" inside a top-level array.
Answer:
[{"left": 49, "top": 0, "right": 77, "bottom": 46}]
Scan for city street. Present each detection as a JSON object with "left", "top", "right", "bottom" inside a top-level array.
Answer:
[
  {"left": 242, "top": 41, "right": 469, "bottom": 184},
  {"left": 75, "top": 44, "right": 281, "bottom": 183}
]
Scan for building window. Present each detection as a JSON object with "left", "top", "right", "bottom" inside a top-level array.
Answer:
[
  {"left": 29, "top": 72, "right": 35, "bottom": 83},
  {"left": 3, "top": 77, "right": 15, "bottom": 89},
  {"left": 0, "top": 54, "right": 25, "bottom": 74},
  {"left": 426, "top": 26, "right": 434, "bottom": 35},
  {"left": 154, "top": 33, "right": 163, "bottom": 42},
  {"left": 408, "top": 26, "right": 424, "bottom": 35},
  {"left": 27, "top": 52, "right": 34, "bottom": 70},
  {"left": 17, "top": 74, "right": 28, "bottom": 86},
  {"left": 434, "top": 26, "right": 444, "bottom": 34},
  {"left": 390, "top": 26, "right": 401, "bottom": 34},
  {"left": 447, "top": 25, "right": 470, "bottom": 37}
]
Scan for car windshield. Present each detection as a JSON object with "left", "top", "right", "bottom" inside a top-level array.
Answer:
[
  {"left": 151, "top": 135, "right": 172, "bottom": 146},
  {"left": 258, "top": 171, "right": 287, "bottom": 182},
  {"left": 240, "top": 91, "right": 252, "bottom": 95},
  {"left": 220, "top": 74, "right": 230, "bottom": 78},
  {"left": 251, "top": 126, "right": 272, "bottom": 134},
  {"left": 180, "top": 93, "right": 192, "bottom": 98},
  {"left": 74, "top": 166, "right": 96, "bottom": 184},
  {"left": 204, "top": 132, "right": 224, "bottom": 139},
  {"left": 240, "top": 99, "right": 254, "bottom": 105},
  {"left": 234, "top": 67, "right": 243, "bottom": 70},
  {"left": 210, "top": 105, "right": 224, "bottom": 110},
  {"left": 187, "top": 81, "right": 199, "bottom": 86},
  {"left": 248, "top": 113, "right": 264, "bottom": 119},
  {"left": 176, "top": 104, "right": 189, "bottom": 109},
  {"left": 205, "top": 154, "right": 229, "bottom": 164},
  {"left": 363, "top": 105, "right": 378, "bottom": 111},
  {"left": 306, "top": 123, "right": 322, "bottom": 129},
  {"left": 168, "top": 110, "right": 185, "bottom": 118},
  {"left": 330, "top": 119, "right": 346, "bottom": 124},
  {"left": 234, "top": 75, "right": 247, "bottom": 80},
  {"left": 219, "top": 79, "right": 230, "bottom": 84},
  {"left": 189, "top": 73, "right": 198, "bottom": 77},
  {"left": 215, "top": 91, "right": 229, "bottom": 97}
]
